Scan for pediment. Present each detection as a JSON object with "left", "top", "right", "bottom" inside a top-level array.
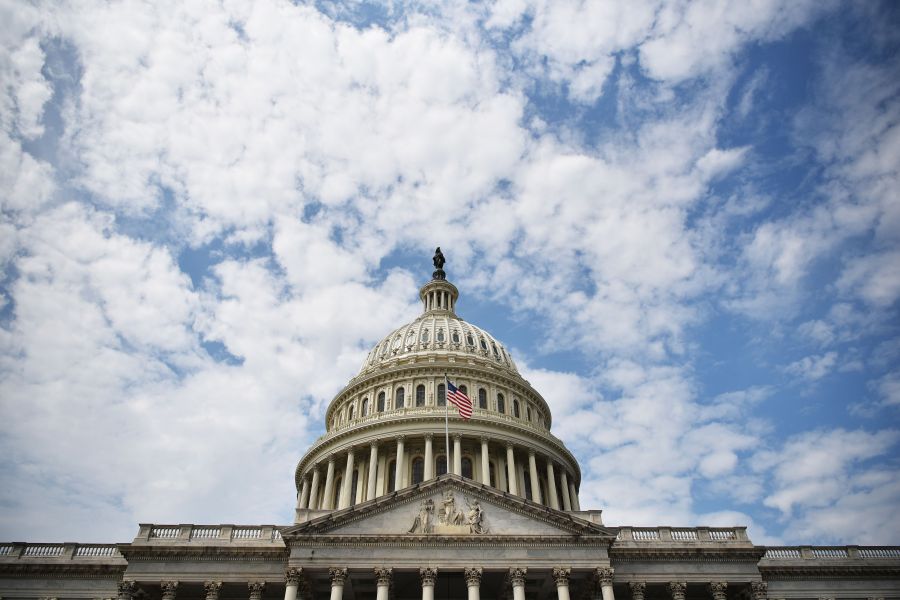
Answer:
[{"left": 282, "top": 475, "right": 616, "bottom": 540}]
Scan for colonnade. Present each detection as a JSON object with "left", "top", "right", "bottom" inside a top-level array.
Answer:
[{"left": 297, "top": 434, "right": 580, "bottom": 512}]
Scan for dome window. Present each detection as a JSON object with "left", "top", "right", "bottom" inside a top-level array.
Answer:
[
  {"left": 466, "top": 334, "right": 475, "bottom": 347},
  {"left": 491, "top": 342, "right": 500, "bottom": 357},
  {"left": 387, "top": 460, "right": 396, "bottom": 492},
  {"left": 513, "top": 399, "right": 520, "bottom": 418},
  {"left": 526, "top": 406, "right": 532, "bottom": 421},
  {"left": 421, "top": 329, "right": 430, "bottom": 342},
  {"left": 478, "top": 388, "right": 487, "bottom": 409},
  {"left": 480, "top": 338, "right": 488, "bottom": 351},
  {"left": 416, "top": 384, "right": 426, "bottom": 407},
  {"left": 412, "top": 457, "right": 425, "bottom": 484},
  {"left": 451, "top": 331, "right": 460, "bottom": 343},
  {"left": 405, "top": 330, "right": 415, "bottom": 346},
  {"left": 348, "top": 405, "right": 355, "bottom": 420},
  {"left": 497, "top": 393, "right": 505, "bottom": 413},
  {"left": 436, "top": 455, "right": 447, "bottom": 476},
  {"left": 395, "top": 387, "right": 405, "bottom": 408},
  {"left": 459, "top": 384, "right": 467, "bottom": 397},
  {"left": 437, "top": 383, "right": 446, "bottom": 406},
  {"left": 361, "top": 398, "right": 369, "bottom": 416},
  {"left": 377, "top": 391, "right": 385, "bottom": 412},
  {"left": 392, "top": 336, "right": 402, "bottom": 350},
  {"left": 461, "top": 457, "right": 473, "bottom": 479},
  {"left": 437, "top": 329, "right": 445, "bottom": 342}
]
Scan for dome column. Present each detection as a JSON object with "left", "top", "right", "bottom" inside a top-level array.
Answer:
[
  {"left": 394, "top": 436, "right": 406, "bottom": 491},
  {"left": 480, "top": 438, "right": 490, "bottom": 484},
  {"left": 329, "top": 569, "right": 347, "bottom": 600},
  {"left": 569, "top": 480, "right": 580, "bottom": 510},
  {"left": 322, "top": 456, "right": 336, "bottom": 510},
  {"left": 453, "top": 435, "right": 463, "bottom": 476},
  {"left": 366, "top": 443, "right": 379, "bottom": 501},
  {"left": 308, "top": 466, "right": 321, "bottom": 509},
  {"left": 546, "top": 461, "right": 560, "bottom": 510},
  {"left": 374, "top": 568, "right": 391, "bottom": 600},
  {"left": 424, "top": 435, "right": 434, "bottom": 480},
  {"left": 528, "top": 450, "right": 542, "bottom": 504},
  {"left": 560, "top": 470, "right": 572, "bottom": 511},
  {"left": 506, "top": 444, "right": 519, "bottom": 495},
  {"left": 298, "top": 476, "right": 310, "bottom": 511},
  {"left": 339, "top": 449, "right": 356, "bottom": 509}
]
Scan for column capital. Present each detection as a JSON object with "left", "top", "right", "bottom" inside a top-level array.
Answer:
[
  {"left": 708, "top": 582, "right": 727, "bottom": 600},
  {"left": 204, "top": 582, "right": 222, "bottom": 600},
  {"left": 528, "top": 448, "right": 536, "bottom": 457},
  {"left": 751, "top": 582, "right": 768, "bottom": 600},
  {"left": 508, "top": 567, "right": 527, "bottom": 586},
  {"left": 370, "top": 441, "right": 379, "bottom": 449},
  {"left": 161, "top": 581, "right": 179, "bottom": 600},
  {"left": 464, "top": 567, "right": 483, "bottom": 587},
  {"left": 395, "top": 435, "right": 406, "bottom": 443},
  {"left": 552, "top": 568, "right": 571, "bottom": 586},
  {"left": 480, "top": 436, "right": 489, "bottom": 444},
  {"left": 117, "top": 581, "right": 137, "bottom": 600},
  {"left": 248, "top": 582, "right": 266, "bottom": 597},
  {"left": 629, "top": 582, "right": 646, "bottom": 600},
  {"left": 420, "top": 567, "right": 438, "bottom": 586},
  {"left": 424, "top": 433, "right": 434, "bottom": 441},
  {"left": 506, "top": 442, "right": 515, "bottom": 450},
  {"left": 330, "top": 568, "right": 348, "bottom": 586},
  {"left": 285, "top": 568, "right": 302, "bottom": 586},
  {"left": 668, "top": 582, "right": 687, "bottom": 600},
  {"left": 327, "top": 454, "right": 336, "bottom": 464},
  {"left": 453, "top": 433, "right": 463, "bottom": 441},
  {"left": 595, "top": 568, "right": 614, "bottom": 585},
  {"left": 374, "top": 567, "right": 392, "bottom": 586}
]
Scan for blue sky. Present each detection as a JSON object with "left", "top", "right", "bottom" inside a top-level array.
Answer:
[{"left": 1, "top": 0, "right": 899, "bottom": 545}]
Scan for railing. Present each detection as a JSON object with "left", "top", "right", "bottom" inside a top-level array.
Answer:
[
  {"left": 764, "top": 548, "right": 802, "bottom": 558},
  {"left": 73, "top": 545, "right": 119, "bottom": 557},
  {"left": 0, "top": 543, "right": 123, "bottom": 560},
  {"left": 134, "top": 524, "right": 284, "bottom": 544},
  {"left": 709, "top": 528, "right": 737, "bottom": 541},
  {"left": 763, "top": 546, "right": 900, "bottom": 560},
  {"left": 671, "top": 529, "right": 698, "bottom": 541},
  {"left": 633, "top": 528, "right": 660, "bottom": 541},
  {"left": 615, "top": 526, "right": 749, "bottom": 543},
  {"left": 191, "top": 527, "right": 221, "bottom": 539},
  {"left": 859, "top": 547, "right": 900, "bottom": 558},
  {"left": 150, "top": 526, "right": 179, "bottom": 538},
  {"left": 0, "top": 544, "right": 13, "bottom": 556},
  {"left": 232, "top": 527, "right": 261, "bottom": 539},
  {"left": 812, "top": 547, "right": 848, "bottom": 558},
  {"left": 23, "top": 545, "right": 64, "bottom": 557}
]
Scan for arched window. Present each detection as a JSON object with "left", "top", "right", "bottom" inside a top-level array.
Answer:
[
  {"left": 466, "top": 333, "right": 475, "bottom": 347},
  {"left": 523, "top": 472, "right": 532, "bottom": 501},
  {"left": 526, "top": 406, "right": 532, "bottom": 421},
  {"left": 395, "top": 387, "right": 405, "bottom": 409},
  {"left": 361, "top": 398, "right": 369, "bottom": 416},
  {"left": 480, "top": 338, "right": 488, "bottom": 351},
  {"left": 459, "top": 384, "right": 467, "bottom": 397},
  {"left": 412, "top": 457, "right": 425, "bottom": 484},
  {"left": 478, "top": 388, "right": 487, "bottom": 409},
  {"left": 497, "top": 393, "right": 505, "bottom": 414},
  {"left": 421, "top": 329, "right": 430, "bottom": 342},
  {"left": 489, "top": 462, "right": 497, "bottom": 487},
  {"left": 513, "top": 399, "right": 520, "bottom": 418},
  {"left": 451, "top": 331, "right": 460, "bottom": 343},
  {"left": 377, "top": 391, "right": 385, "bottom": 412},
  {"left": 349, "top": 405, "right": 355, "bottom": 420},
  {"left": 437, "top": 329, "right": 445, "bottom": 342},
  {"left": 437, "top": 383, "right": 446, "bottom": 406},
  {"left": 416, "top": 384, "right": 426, "bottom": 407},
  {"left": 350, "top": 469, "right": 359, "bottom": 506},
  {"left": 436, "top": 455, "right": 448, "bottom": 476},
  {"left": 387, "top": 460, "right": 396, "bottom": 492},
  {"left": 461, "top": 457, "right": 473, "bottom": 479},
  {"left": 334, "top": 476, "right": 342, "bottom": 506}
]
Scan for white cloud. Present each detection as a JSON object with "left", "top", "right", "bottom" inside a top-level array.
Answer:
[{"left": 784, "top": 351, "right": 838, "bottom": 381}]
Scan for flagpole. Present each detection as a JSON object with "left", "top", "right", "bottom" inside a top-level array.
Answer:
[{"left": 444, "top": 374, "right": 450, "bottom": 475}]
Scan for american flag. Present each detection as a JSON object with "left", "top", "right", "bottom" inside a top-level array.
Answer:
[{"left": 446, "top": 379, "right": 473, "bottom": 420}]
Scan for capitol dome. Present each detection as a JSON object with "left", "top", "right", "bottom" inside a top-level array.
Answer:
[{"left": 293, "top": 249, "right": 581, "bottom": 517}]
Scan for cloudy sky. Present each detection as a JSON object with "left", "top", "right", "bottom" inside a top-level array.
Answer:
[{"left": 1, "top": 0, "right": 899, "bottom": 546}]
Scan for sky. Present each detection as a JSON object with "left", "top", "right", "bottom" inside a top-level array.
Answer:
[{"left": 0, "top": 0, "right": 899, "bottom": 546}]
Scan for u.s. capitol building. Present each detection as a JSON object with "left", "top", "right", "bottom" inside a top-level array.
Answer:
[{"left": 2, "top": 251, "right": 898, "bottom": 600}]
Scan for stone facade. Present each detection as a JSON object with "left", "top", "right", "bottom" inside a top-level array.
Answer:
[{"left": 2, "top": 259, "right": 899, "bottom": 600}]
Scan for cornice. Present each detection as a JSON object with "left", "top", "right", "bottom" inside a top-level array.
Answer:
[
  {"left": 120, "top": 546, "right": 288, "bottom": 562},
  {"left": 0, "top": 563, "right": 126, "bottom": 579},
  {"left": 759, "top": 565, "right": 900, "bottom": 579},
  {"left": 610, "top": 547, "right": 766, "bottom": 562},
  {"left": 292, "top": 535, "right": 610, "bottom": 547}
]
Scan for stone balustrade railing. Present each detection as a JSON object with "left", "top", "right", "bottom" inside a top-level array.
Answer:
[
  {"left": 136, "top": 524, "right": 284, "bottom": 544},
  {"left": 615, "top": 526, "right": 750, "bottom": 544},
  {"left": 763, "top": 546, "right": 900, "bottom": 560},
  {"left": 0, "top": 543, "right": 123, "bottom": 560}
]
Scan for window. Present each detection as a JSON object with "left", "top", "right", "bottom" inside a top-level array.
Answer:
[
  {"left": 513, "top": 399, "right": 520, "bottom": 418},
  {"left": 478, "top": 388, "right": 487, "bottom": 409},
  {"left": 395, "top": 387, "right": 405, "bottom": 408},
  {"left": 452, "top": 331, "right": 460, "bottom": 343},
  {"left": 461, "top": 457, "right": 473, "bottom": 479},
  {"left": 459, "top": 385, "right": 467, "bottom": 397},
  {"left": 437, "top": 383, "right": 446, "bottom": 406},
  {"left": 492, "top": 342, "right": 500, "bottom": 357},
  {"left": 349, "top": 405, "right": 355, "bottom": 420},
  {"left": 392, "top": 336, "right": 402, "bottom": 350},
  {"left": 377, "top": 391, "right": 385, "bottom": 412},
  {"left": 388, "top": 460, "right": 396, "bottom": 492},
  {"left": 334, "top": 476, "right": 342, "bottom": 506},
  {"left": 523, "top": 472, "right": 532, "bottom": 501},
  {"left": 526, "top": 406, "right": 532, "bottom": 421},
  {"left": 362, "top": 398, "right": 368, "bottom": 416},
  {"left": 437, "top": 329, "right": 445, "bottom": 342},
  {"left": 421, "top": 329, "right": 430, "bottom": 342},
  {"left": 480, "top": 338, "right": 488, "bottom": 351},
  {"left": 497, "top": 393, "right": 505, "bottom": 413},
  {"left": 436, "top": 455, "right": 447, "bottom": 476},
  {"left": 412, "top": 457, "right": 425, "bottom": 484},
  {"left": 489, "top": 462, "right": 496, "bottom": 487},
  {"left": 350, "top": 470, "right": 359, "bottom": 506},
  {"left": 466, "top": 334, "right": 475, "bottom": 347},
  {"left": 406, "top": 330, "right": 415, "bottom": 346},
  {"left": 416, "top": 384, "right": 426, "bottom": 407}
]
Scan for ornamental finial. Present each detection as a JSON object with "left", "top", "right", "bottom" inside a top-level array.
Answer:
[{"left": 432, "top": 247, "right": 446, "bottom": 280}]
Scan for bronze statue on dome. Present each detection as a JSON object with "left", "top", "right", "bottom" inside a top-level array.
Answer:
[{"left": 432, "top": 247, "right": 446, "bottom": 280}]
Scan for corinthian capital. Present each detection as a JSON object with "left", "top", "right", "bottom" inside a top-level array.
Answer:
[
  {"left": 708, "top": 582, "right": 727, "bottom": 600},
  {"left": 161, "top": 581, "right": 179, "bottom": 600},
  {"left": 330, "top": 568, "right": 348, "bottom": 586},
  {"left": 464, "top": 568, "right": 483, "bottom": 587},
  {"left": 285, "top": 568, "right": 302, "bottom": 586},
  {"left": 552, "top": 568, "right": 571, "bottom": 586},
  {"left": 374, "top": 568, "right": 392, "bottom": 586},
  {"left": 629, "top": 582, "right": 646, "bottom": 600},
  {"left": 508, "top": 567, "right": 527, "bottom": 587},
  {"left": 596, "top": 568, "right": 614, "bottom": 585},
  {"left": 668, "top": 582, "right": 687, "bottom": 600},
  {"left": 117, "top": 581, "right": 137, "bottom": 600},
  {"left": 420, "top": 567, "right": 438, "bottom": 586},
  {"left": 751, "top": 582, "right": 768, "bottom": 600},
  {"left": 204, "top": 582, "right": 222, "bottom": 600}
]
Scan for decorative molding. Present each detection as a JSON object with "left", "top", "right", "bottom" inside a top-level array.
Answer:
[
  {"left": 509, "top": 567, "right": 527, "bottom": 587},
  {"left": 553, "top": 567, "right": 571, "bottom": 586},
  {"left": 329, "top": 568, "right": 347, "bottom": 586},
  {"left": 420, "top": 567, "right": 438, "bottom": 586},
  {"left": 464, "top": 567, "right": 482, "bottom": 587}
]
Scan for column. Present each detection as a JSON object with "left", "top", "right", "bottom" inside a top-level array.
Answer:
[
  {"left": 546, "top": 461, "right": 560, "bottom": 509},
  {"left": 367, "top": 444, "right": 379, "bottom": 501},
  {"left": 374, "top": 568, "right": 392, "bottom": 600},
  {"left": 248, "top": 582, "right": 266, "bottom": 600},
  {"left": 709, "top": 583, "right": 727, "bottom": 600},
  {"left": 330, "top": 568, "right": 347, "bottom": 600},
  {"left": 480, "top": 438, "right": 490, "bottom": 484},
  {"left": 204, "top": 582, "right": 222, "bottom": 600},
  {"left": 420, "top": 568, "right": 438, "bottom": 600},
  {"left": 509, "top": 568, "right": 527, "bottom": 600},
  {"left": 569, "top": 480, "right": 580, "bottom": 510},
  {"left": 395, "top": 437, "right": 405, "bottom": 491},
  {"left": 284, "top": 569, "right": 301, "bottom": 600},
  {"left": 528, "top": 451, "right": 542, "bottom": 504},
  {"left": 506, "top": 444, "right": 519, "bottom": 495},
  {"left": 308, "top": 467, "right": 321, "bottom": 509},
  {"left": 298, "top": 477, "right": 310, "bottom": 510},
  {"left": 453, "top": 435, "right": 463, "bottom": 475},
  {"left": 751, "top": 582, "right": 768, "bottom": 600},
  {"left": 340, "top": 449, "right": 356, "bottom": 509},
  {"left": 465, "top": 568, "right": 482, "bottom": 600},
  {"left": 424, "top": 435, "right": 434, "bottom": 480},
  {"left": 598, "top": 568, "right": 615, "bottom": 600},
  {"left": 117, "top": 582, "right": 137, "bottom": 600},
  {"left": 560, "top": 470, "right": 572, "bottom": 511},
  {"left": 553, "top": 568, "right": 571, "bottom": 600},
  {"left": 629, "top": 582, "right": 646, "bottom": 600},
  {"left": 322, "top": 456, "right": 337, "bottom": 510},
  {"left": 668, "top": 582, "right": 686, "bottom": 600},
  {"left": 161, "top": 582, "right": 178, "bottom": 600}
]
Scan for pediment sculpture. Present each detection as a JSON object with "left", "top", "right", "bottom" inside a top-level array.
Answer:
[{"left": 409, "top": 491, "right": 488, "bottom": 535}]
